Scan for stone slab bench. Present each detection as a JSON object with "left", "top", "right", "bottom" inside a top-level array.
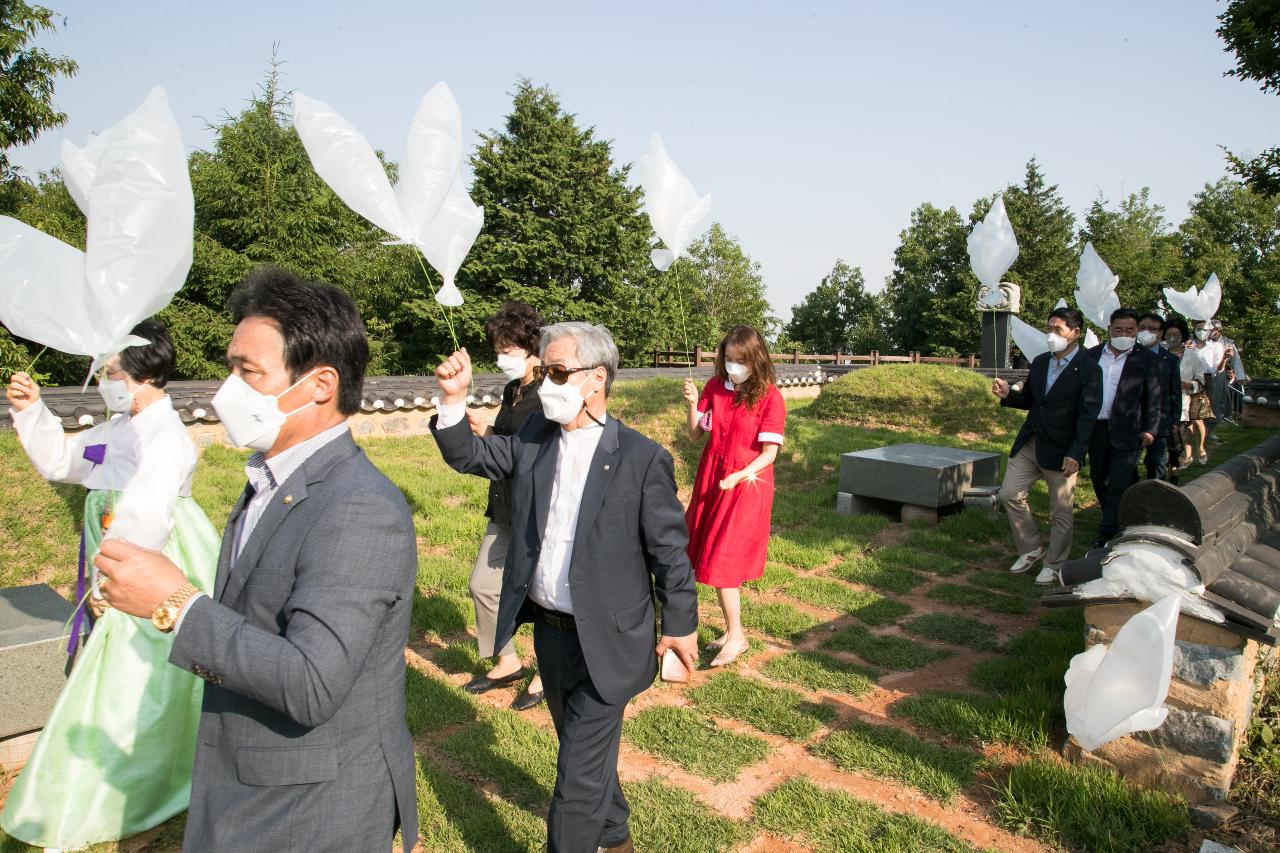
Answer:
[
  {"left": 835, "top": 443, "right": 1002, "bottom": 523},
  {"left": 0, "top": 584, "right": 82, "bottom": 770}
]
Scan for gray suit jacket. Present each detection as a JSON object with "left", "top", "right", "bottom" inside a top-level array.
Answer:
[
  {"left": 169, "top": 431, "right": 418, "bottom": 852},
  {"left": 433, "top": 411, "right": 698, "bottom": 705}
]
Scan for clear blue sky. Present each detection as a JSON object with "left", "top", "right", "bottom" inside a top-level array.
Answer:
[{"left": 11, "top": 1, "right": 1278, "bottom": 321}]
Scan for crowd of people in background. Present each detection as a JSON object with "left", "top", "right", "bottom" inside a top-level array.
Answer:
[{"left": 993, "top": 303, "right": 1249, "bottom": 587}]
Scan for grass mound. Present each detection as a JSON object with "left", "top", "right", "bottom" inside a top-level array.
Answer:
[{"left": 807, "top": 364, "right": 1023, "bottom": 435}]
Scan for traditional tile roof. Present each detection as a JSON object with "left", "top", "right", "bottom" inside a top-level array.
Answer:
[{"left": 2, "top": 365, "right": 843, "bottom": 431}]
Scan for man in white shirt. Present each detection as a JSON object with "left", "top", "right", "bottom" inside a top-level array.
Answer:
[
  {"left": 1085, "top": 308, "right": 1160, "bottom": 547},
  {"left": 431, "top": 322, "right": 698, "bottom": 853}
]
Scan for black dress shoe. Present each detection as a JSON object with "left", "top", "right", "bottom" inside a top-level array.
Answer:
[
  {"left": 513, "top": 688, "right": 545, "bottom": 711},
  {"left": 463, "top": 668, "right": 526, "bottom": 694}
]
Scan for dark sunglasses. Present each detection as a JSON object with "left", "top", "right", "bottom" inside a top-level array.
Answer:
[{"left": 535, "top": 364, "right": 594, "bottom": 385}]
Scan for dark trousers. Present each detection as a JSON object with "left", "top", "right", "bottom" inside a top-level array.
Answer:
[
  {"left": 533, "top": 617, "right": 630, "bottom": 853},
  {"left": 1089, "top": 420, "right": 1141, "bottom": 541},
  {"left": 1143, "top": 434, "right": 1169, "bottom": 481}
]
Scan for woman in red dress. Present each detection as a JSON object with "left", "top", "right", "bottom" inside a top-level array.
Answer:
[{"left": 682, "top": 325, "right": 785, "bottom": 667}]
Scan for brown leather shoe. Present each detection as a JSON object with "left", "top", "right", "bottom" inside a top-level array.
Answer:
[{"left": 597, "top": 838, "right": 634, "bottom": 853}]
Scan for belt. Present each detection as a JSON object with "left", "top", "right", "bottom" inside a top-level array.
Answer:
[{"left": 534, "top": 604, "right": 576, "bottom": 631}]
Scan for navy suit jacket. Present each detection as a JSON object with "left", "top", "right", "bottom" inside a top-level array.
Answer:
[
  {"left": 432, "top": 410, "right": 698, "bottom": 706},
  {"left": 1085, "top": 344, "right": 1162, "bottom": 450},
  {"left": 1002, "top": 348, "right": 1103, "bottom": 470}
]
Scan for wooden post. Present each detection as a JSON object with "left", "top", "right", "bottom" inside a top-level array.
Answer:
[
  {"left": 693, "top": 346, "right": 703, "bottom": 368},
  {"left": 968, "top": 353, "right": 977, "bottom": 368},
  {"left": 871, "top": 351, "right": 879, "bottom": 366},
  {"left": 793, "top": 349, "right": 801, "bottom": 365}
]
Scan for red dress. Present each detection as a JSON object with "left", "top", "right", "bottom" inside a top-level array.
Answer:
[{"left": 686, "top": 380, "right": 786, "bottom": 587}]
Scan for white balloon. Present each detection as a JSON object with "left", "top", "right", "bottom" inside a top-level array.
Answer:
[
  {"left": 1075, "top": 242, "right": 1120, "bottom": 330},
  {"left": 1084, "top": 329, "right": 1100, "bottom": 349},
  {"left": 293, "top": 92, "right": 409, "bottom": 239},
  {"left": 1064, "top": 595, "right": 1179, "bottom": 752},
  {"left": 968, "top": 195, "right": 1019, "bottom": 303},
  {"left": 1054, "top": 297, "right": 1069, "bottom": 310},
  {"left": 636, "top": 134, "right": 711, "bottom": 271},
  {"left": 421, "top": 178, "right": 484, "bottom": 291},
  {"left": 0, "top": 86, "right": 194, "bottom": 374},
  {"left": 295, "top": 86, "right": 480, "bottom": 301},
  {"left": 1009, "top": 314, "right": 1049, "bottom": 362},
  {"left": 1163, "top": 273, "right": 1222, "bottom": 321}
]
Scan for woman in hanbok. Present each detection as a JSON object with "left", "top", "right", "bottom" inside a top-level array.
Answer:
[
  {"left": 681, "top": 325, "right": 785, "bottom": 667},
  {"left": 1, "top": 320, "right": 218, "bottom": 850}
]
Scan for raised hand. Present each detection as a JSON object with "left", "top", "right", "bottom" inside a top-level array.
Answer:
[
  {"left": 6, "top": 372, "right": 40, "bottom": 411},
  {"left": 991, "top": 377, "right": 1010, "bottom": 399},
  {"left": 435, "top": 348, "right": 472, "bottom": 404},
  {"left": 682, "top": 377, "right": 698, "bottom": 405}
]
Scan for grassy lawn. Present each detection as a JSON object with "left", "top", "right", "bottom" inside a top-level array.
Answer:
[{"left": 2, "top": 370, "right": 1274, "bottom": 852}]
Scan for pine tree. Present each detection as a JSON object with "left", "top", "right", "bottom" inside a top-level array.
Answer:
[
  {"left": 462, "top": 79, "right": 660, "bottom": 364},
  {"left": 884, "top": 203, "right": 979, "bottom": 356},
  {"left": 1002, "top": 158, "right": 1078, "bottom": 324}
]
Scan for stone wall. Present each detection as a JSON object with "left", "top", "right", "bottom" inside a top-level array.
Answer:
[{"left": 1066, "top": 601, "right": 1267, "bottom": 820}]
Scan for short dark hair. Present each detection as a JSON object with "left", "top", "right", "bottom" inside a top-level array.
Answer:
[
  {"left": 229, "top": 266, "right": 369, "bottom": 416},
  {"left": 119, "top": 318, "right": 176, "bottom": 389},
  {"left": 1109, "top": 307, "right": 1141, "bottom": 325},
  {"left": 1164, "top": 316, "right": 1190, "bottom": 340},
  {"left": 1048, "top": 307, "right": 1085, "bottom": 332},
  {"left": 485, "top": 301, "right": 544, "bottom": 353},
  {"left": 1137, "top": 312, "right": 1166, "bottom": 329}
]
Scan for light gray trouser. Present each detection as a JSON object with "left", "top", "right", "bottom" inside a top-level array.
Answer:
[
  {"left": 999, "top": 440, "right": 1079, "bottom": 568},
  {"left": 470, "top": 521, "right": 515, "bottom": 658}
]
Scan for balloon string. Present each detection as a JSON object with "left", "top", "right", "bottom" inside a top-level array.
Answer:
[
  {"left": 670, "top": 260, "right": 694, "bottom": 378},
  {"left": 21, "top": 346, "right": 47, "bottom": 376},
  {"left": 413, "top": 249, "right": 461, "bottom": 353}
]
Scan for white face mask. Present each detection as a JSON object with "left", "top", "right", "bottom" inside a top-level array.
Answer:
[
  {"left": 1137, "top": 330, "right": 1159, "bottom": 348},
  {"left": 98, "top": 377, "right": 136, "bottom": 413},
  {"left": 1195, "top": 329, "right": 1209, "bottom": 341},
  {"left": 212, "top": 369, "right": 320, "bottom": 451},
  {"left": 496, "top": 351, "right": 528, "bottom": 382},
  {"left": 725, "top": 360, "right": 750, "bottom": 383},
  {"left": 1110, "top": 335, "right": 1137, "bottom": 352},
  {"left": 1045, "top": 332, "right": 1070, "bottom": 354},
  {"left": 539, "top": 374, "right": 595, "bottom": 425}
]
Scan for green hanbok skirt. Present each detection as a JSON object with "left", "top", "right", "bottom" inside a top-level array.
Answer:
[{"left": 1, "top": 489, "right": 219, "bottom": 849}]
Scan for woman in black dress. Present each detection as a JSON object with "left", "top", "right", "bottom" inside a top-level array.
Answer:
[{"left": 462, "top": 301, "right": 546, "bottom": 710}]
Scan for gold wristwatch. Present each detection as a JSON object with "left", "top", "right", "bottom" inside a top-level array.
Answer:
[{"left": 152, "top": 583, "right": 200, "bottom": 633}]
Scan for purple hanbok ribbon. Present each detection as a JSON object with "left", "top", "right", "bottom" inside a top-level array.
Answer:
[{"left": 67, "top": 443, "right": 108, "bottom": 656}]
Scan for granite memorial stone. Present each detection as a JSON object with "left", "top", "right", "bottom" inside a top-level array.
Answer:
[
  {"left": 0, "top": 584, "right": 81, "bottom": 741},
  {"left": 837, "top": 443, "right": 1002, "bottom": 520}
]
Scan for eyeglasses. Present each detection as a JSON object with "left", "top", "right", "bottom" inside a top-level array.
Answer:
[{"left": 535, "top": 364, "right": 594, "bottom": 385}]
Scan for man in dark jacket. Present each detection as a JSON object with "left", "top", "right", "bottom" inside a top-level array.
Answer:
[
  {"left": 1085, "top": 308, "right": 1161, "bottom": 546},
  {"left": 993, "top": 307, "right": 1103, "bottom": 585},
  {"left": 1137, "top": 312, "right": 1181, "bottom": 481}
]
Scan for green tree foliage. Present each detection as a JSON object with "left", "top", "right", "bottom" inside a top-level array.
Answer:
[
  {"left": 1001, "top": 158, "right": 1078, "bottom": 323},
  {"left": 0, "top": 1, "right": 76, "bottom": 209},
  {"left": 1078, "top": 188, "right": 1182, "bottom": 312},
  {"left": 785, "top": 260, "right": 889, "bottom": 355},
  {"left": 883, "top": 204, "right": 978, "bottom": 356},
  {"left": 668, "top": 222, "right": 775, "bottom": 350},
  {"left": 185, "top": 64, "right": 427, "bottom": 376},
  {"left": 1216, "top": 0, "right": 1280, "bottom": 194},
  {"left": 462, "top": 79, "right": 660, "bottom": 364},
  {"left": 1178, "top": 178, "right": 1280, "bottom": 376}
]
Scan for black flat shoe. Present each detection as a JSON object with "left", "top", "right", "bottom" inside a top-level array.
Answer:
[
  {"left": 463, "top": 668, "right": 527, "bottom": 694},
  {"left": 512, "top": 688, "right": 545, "bottom": 711}
]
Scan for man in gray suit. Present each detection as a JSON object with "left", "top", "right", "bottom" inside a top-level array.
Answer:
[
  {"left": 432, "top": 322, "right": 699, "bottom": 853},
  {"left": 96, "top": 267, "right": 418, "bottom": 853}
]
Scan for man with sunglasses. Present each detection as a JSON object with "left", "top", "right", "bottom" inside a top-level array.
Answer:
[{"left": 431, "top": 322, "right": 698, "bottom": 853}]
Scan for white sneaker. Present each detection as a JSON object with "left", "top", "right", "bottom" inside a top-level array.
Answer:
[
  {"left": 1035, "top": 565, "right": 1060, "bottom": 586},
  {"left": 1008, "top": 547, "right": 1045, "bottom": 574}
]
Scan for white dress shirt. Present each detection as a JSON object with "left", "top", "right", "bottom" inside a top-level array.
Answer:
[
  {"left": 1196, "top": 338, "right": 1225, "bottom": 375},
  {"left": 436, "top": 400, "right": 604, "bottom": 614},
  {"left": 1097, "top": 346, "right": 1131, "bottom": 421}
]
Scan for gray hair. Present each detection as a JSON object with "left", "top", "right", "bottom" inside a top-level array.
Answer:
[{"left": 539, "top": 322, "right": 619, "bottom": 395}]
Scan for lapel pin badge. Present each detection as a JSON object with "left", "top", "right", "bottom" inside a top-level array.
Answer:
[
  {"left": 603, "top": 464, "right": 610, "bottom": 470},
  {"left": 283, "top": 495, "right": 293, "bottom": 505}
]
